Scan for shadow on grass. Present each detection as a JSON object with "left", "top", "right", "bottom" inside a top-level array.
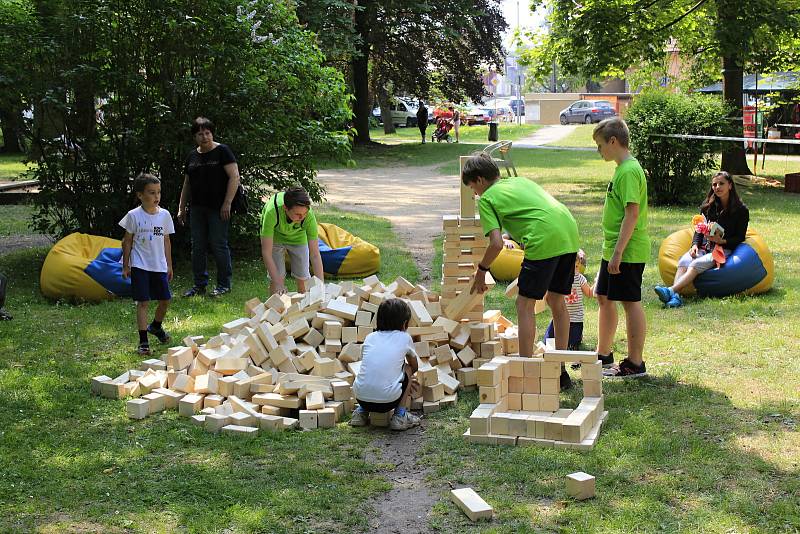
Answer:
[{"left": 419, "top": 376, "right": 799, "bottom": 533}]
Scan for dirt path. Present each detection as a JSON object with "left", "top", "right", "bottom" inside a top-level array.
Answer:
[
  {"left": 516, "top": 124, "right": 578, "bottom": 146},
  {"left": 361, "top": 425, "right": 436, "bottom": 533},
  {"left": 317, "top": 163, "right": 460, "bottom": 283}
]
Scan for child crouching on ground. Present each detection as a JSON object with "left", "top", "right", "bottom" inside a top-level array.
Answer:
[
  {"left": 544, "top": 249, "right": 593, "bottom": 350},
  {"left": 120, "top": 173, "right": 175, "bottom": 355},
  {"left": 350, "top": 299, "right": 421, "bottom": 431}
]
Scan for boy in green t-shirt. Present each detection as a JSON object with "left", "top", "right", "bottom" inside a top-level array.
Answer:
[
  {"left": 260, "top": 186, "right": 324, "bottom": 295},
  {"left": 592, "top": 118, "right": 648, "bottom": 378},
  {"left": 464, "top": 153, "right": 580, "bottom": 390}
]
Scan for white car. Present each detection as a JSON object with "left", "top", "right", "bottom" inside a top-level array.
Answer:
[{"left": 371, "top": 98, "right": 422, "bottom": 127}]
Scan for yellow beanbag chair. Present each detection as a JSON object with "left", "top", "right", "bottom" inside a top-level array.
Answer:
[
  {"left": 658, "top": 228, "right": 774, "bottom": 296},
  {"left": 41, "top": 233, "right": 132, "bottom": 301},
  {"left": 316, "top": 223, "right": 380, "bottom": 278},
  {"left": 489, "top": 246, "right": 524, "bottom": 281}
]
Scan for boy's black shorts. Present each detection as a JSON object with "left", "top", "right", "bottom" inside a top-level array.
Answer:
[
  {"left": 131, "top": 267, "right": 172, "bottom": 302},
  {"left": 595, "top": 259, "right": 645, "bottom": 302},
  {"left": 517, "top": 252, "right": 577, "bottom": 300},
  {"left": 356, "top": 373, "right": 410, "bottom": 413}
]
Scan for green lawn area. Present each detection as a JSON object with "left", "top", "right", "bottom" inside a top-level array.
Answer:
[
  {"left": 2, "top": 144, "right": 799, "bottom": 532},
  {"left": 546, "top": 124, "right": 597, "bottom": 148},
  {"left": 0, "top": 204, "right": 35, "bottom": 236},
  {"left": 369, "top": 122, "right": 540, "bottom": 145},
  {"left": 0, "top": 153, "right": 34, "bottom": 181}
]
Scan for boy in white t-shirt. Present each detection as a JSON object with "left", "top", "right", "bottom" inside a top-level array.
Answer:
[
  {"left": 119, "top": 174, "right": 175, "bottom": 355},
  {"left": 351, "top": 299, "right": 421, "bottom": 431}
]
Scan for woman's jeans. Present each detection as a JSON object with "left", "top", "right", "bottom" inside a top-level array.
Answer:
[{"left": 190, "top": 205, "right": 232, "bottom": 290}]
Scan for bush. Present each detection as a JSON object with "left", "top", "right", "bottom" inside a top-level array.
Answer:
[
  {"left": 626, "top": 90, "right": 735, "bottom": 206},
  {"left": 24, "top": 0, "right": 351, "bottom": 247}
]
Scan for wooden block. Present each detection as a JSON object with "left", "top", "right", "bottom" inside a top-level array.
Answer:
[
  {"left": 582, "top": 379, "right": 602, "bottom": 397},
  {"left": 142, "top": 392, "right": 165, "bottom": 414},
  {"left": 408, "top": 299, "right": 433, "bottom": 326},
  {"left": 523, "top": 358, "right": 542, "bottom": 377},
  {"left": 423, "top": 400, "right": 440, "bottom": 413},
  {"left": 313, "top": 357, "right": 338, "bottom": 377},
  {"left": 522, "top": 377, "right": 540, "bottom": 394},
  {"left": 322, "top": 321, "right": 342, "bottom": 340},
  {"left": 221, "top": 424, "right": 259, "bottom": 437},
  {"left": 581, "top": 360, "right": 603, "bottom": 381},
  {"left": 522, "top": 394, "right": 540, "bottom": 411},
  {"left": 566, "top": 472, "right": 596, "bottom": 500},
  {"left": 178, "top": 393, "right": 204, "bottom": 417},
  {"left": 444, "top": 274, "right": 495, "bottom": 321},
  {"left": 540, "top": 378, "right": 559, "bottom": 395},
  {"left": 479, "top": 385, "right": 502, "bottom": 404},
  {"left": 437, "top": 369, "right": 461, "bottom": 394},
  {"left": 166, "top": 346, "right": 194, "bottom": 370},
  {"left": 303, "top": 328, "right": 324, "bottom": 348},
  {"left": 140, "top": 358, "right": 166, "bottom": 371},
  {"left": 305, "top": 390, "right": 325, "bottom": 410},
  {"left": 324, "top": 300, "right": 359, "bottom": 321},
  {"left": 417, "top": 365, "right": 438, "bottom": 387},
  {"left": 455, "top": 346, "right": 476, "bottom": 367},
  {"left": 540, "top": 394, "right": 559, "bottom": 412},
  {"left": 222, "top": 317, "right": 250, "bottom": 335},
  {"left": 258, "top": 414, "right": 283, "bottom": 431},
  {"left": 369, "top": 410, "right": 392, "bottom": 427},
  {"left": 252, "top": 392, "right": 303, "bottom": 409},
  {"left": 449, "top": 325, "right": 471, "bottom": 350},
  {"left": 504, "top": 278, "right": 519, "bottom": 297},
  {"left": 456, "top": 367, "right": 477, "bottom": 387},
  {"left": 215, "top": 357, "right": 249, "bottom": 374},
  {"left": 341, "top": 326, "right": 358, "bottom": 344},
  {"left": 543, "top": 349, "right": 598, "bottom": 364},
  {"left": 338, "top": 342, "right": 362, "bottom": 363},
  {"left": 469, "top": 323, "right": 493, "bottom": 343},
  {"left": 204, "top": 413, "right": 230, "bottom": 433},
  {"left": 172, "top": 374, "right": 195, "bottom": 394},
  {"left": 506, "top": 392, "right": 521, "bottom": 411},
  {"left": 422, "top": 383, "right": 445, "bottom": 402},
  {"left": 229, "top": 411, "right": 257, "bottom": 428},
  {"left": 499, "top": 333, "right": 519, "bottom": 354},
  {"left": 544, "top": 417, "right": 564, "bottom": 441},
  {"left": 317, "top": 407, "right": 336, "bottom": 428},
  {"left": 508, "top": 376, "right": 524, "bottom": 394},
  {"left": 126, "top": 398, "right": 150, "bottom": 419},
  {"left": 298, "top": 410, "right": 318, "bottom": 429},
  {"left": 450, "top": 487, "right": 493, "bottom": 521},
  {"left": 475, "top": 364, "right": 501, "bottom": 387},
  {"left": 357, "top": 326, "right": 373, "bottom": 342},
  {"left": 541, "top": 361, "right": 561, "bottom": 379}
]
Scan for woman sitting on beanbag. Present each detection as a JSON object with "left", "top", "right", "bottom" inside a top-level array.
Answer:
[{"left": 655, "top": 171, "right": 749, "bottom": 308}]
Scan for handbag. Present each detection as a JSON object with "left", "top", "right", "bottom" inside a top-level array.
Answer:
[{"left": 231, "top": 183, "right": 248, "bottom": 215}]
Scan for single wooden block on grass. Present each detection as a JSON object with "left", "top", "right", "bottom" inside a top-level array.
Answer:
[
  {"left": 566, "top": 472, "right": 596, "bottom": 500},
  {"left": 221, "top": 424, "right": 259, "bottom": 437},
  {"left": 450, "top": 487, "right": 493, "bottom": 521},
  {"left": 127, "top": 398, "right": 150, "bottom": 420}
]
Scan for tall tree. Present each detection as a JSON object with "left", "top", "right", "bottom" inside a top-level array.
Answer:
[
  {"left": 23, "top": 0, "right": 351, "bottom": 241},
  {"left": 299, "top": 0, "right": 507, "bottom": 144},
  {"left": 0, "top": 0, "right": 37, "bottom": 154},
  {"left": 529, "top": 0, "right": 800, "bottom": 174}
]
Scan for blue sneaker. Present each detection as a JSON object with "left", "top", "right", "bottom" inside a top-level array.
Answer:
[
  {"left": 654, "top": 286, "right": 673, "bottom": 303},
  {"left": 666, "top": 293, "right": 683, "bottom": 308}
]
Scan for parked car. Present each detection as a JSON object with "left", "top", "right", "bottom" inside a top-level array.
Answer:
[
  {"left": 464, "top": 106, "right": 492, "bottom": 125},
  {"left": 558, "top": 100, "right": 616, "bottom": 124},
  {"left": 371, "top": 98, "right": 421, "bottom": 127},
  {"left": 509, "top": 98, "right": 525, "bottom": 116}
]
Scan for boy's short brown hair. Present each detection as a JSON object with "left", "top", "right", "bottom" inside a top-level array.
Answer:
[
  {"left": 593, "top": 117, "right": 630, "bottom": 147},
  {"left": 461, "top": 152, "right": 500, "bottom": 185}
]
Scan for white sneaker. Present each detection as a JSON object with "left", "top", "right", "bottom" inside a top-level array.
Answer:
[
  {"left": 389, "top": 411, "right": 420, "bottom": 431},
  {"left": 349, "top": 409, "right": 369, "bottom": 427}
]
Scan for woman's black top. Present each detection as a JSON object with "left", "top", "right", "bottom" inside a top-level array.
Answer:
[
  {"left": 184, "top": 143, "right": 237, "bottom": 209},
  {"left": 692, "top": 199, "right": 749, "bottom": 251}
]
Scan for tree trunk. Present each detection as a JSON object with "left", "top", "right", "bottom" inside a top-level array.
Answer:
[
  {"left": 0, "top": 105, "right": 24, "bottom": 154},
  {"left": 351, "top": 2, "right": 372, "bottom": 145},
  {"left": 720, "top": 54, "right": 752, "bottom": 175},
  {"left": 377, "top": 87, "right": 396, "bottom": 134}
]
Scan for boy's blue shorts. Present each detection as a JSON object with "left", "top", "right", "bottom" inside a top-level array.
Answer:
[{"left": 131, "top": 267, "right": 171, "bottom": 302}]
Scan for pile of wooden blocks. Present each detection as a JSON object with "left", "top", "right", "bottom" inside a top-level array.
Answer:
[
  {"left": 441, "top": 214, "right": 491, "bottom": 322},
  {"left": 464, "top": 349, "right": 609, "bottom": 451},
  {"left": 91, "top": 271, "right": 524, "bottom": 434}
]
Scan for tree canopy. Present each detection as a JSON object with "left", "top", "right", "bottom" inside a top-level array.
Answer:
[
  {"left": 21, "top": 0, "right": 351, "bottom": 243},
  {"left": 528, "top": 0, "right": 800, "bottom": 173},
  {"left": 299, "top": 0, "right": 508, "bottom": 144}
]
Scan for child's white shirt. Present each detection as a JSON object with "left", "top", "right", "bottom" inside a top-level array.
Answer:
[
  {"left": 564, "top": 272, "right": 588, "bottom": 322},
  {"left": 118, "top": 206, "right": 175, "bottom": 273},
  {"left": 353, "top": 330, "right": 417, "bottom": 403}
]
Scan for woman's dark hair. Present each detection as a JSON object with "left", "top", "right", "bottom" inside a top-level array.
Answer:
[
  {"left": 461, "top": 152, "right": 500, "bottom": 185},
  {"left": 133, "top": 173, "right": 160, "bottom": 193},
  {"left": 376, "top": 298, "right": 411, "bottom": 332},
  {"left": 191, "top": 116, "right": 215, "bottom": 135},
  {"left": 700, "top": 171, "right": 743, "bottom": 213},
  {"left": 284, "top": 186, "right": 311, "bottom": 209}
]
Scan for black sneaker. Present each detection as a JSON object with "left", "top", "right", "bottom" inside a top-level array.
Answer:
[
  {"left": 147, "top": 323, "right": 171, "bottom": 344},
  {"left": 209, "top": 287, "right": 231, "bottom": 298},
  {"left": 183, "top": 286, "right": 206, "bottom": 297},
  {"left": 559, "top": 369, "right": 573, "bottom": 391},
  {"left": 137, "top": 343, "right": 152, "bottom": 356},
  {"left": 603, "top": 358, "right": 647, "bottom": 378}
]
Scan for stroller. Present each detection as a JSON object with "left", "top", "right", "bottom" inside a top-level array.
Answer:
[{"left": 431, "top": 117, "right": 453, "bottom": 143}]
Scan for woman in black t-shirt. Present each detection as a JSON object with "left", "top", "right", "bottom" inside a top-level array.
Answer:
[{"left": 177, "top": 117, "right": 241, "bottom": 297}]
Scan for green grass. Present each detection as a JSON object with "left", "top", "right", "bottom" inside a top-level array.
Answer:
[
  {"left": 424, "top": 148, "right": 800, "bottom": 533},
  {"left": 545, "top": 124, "right": 597, "bottom": 148},
  {"left": 2, "top": 145, "right": 799, "bottom": 532},
  {"left": 0, "top": 206, "right": 416, "bottom": 533},
  {"left": 317, "top": 124, "right": 541, "bottom": 170},
  {"left": 0, "top": 204, "right": 35, "bottom": 236},
  {"left": 0, "top": 154, "right": 34, "bottom": 181}
]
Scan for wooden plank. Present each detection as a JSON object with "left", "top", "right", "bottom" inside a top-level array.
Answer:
[{"left": 450, "top": 487, "right": 493, "bottom": 521}]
